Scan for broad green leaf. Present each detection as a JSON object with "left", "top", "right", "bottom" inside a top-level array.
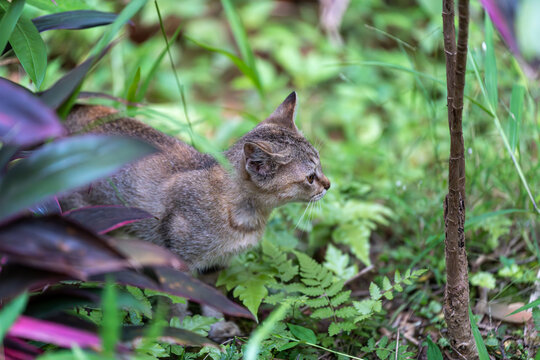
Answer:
[
  {"left": 508, "top": 84, "right": 525, "bottom": 152},
  {"left": 0, "top": 1, "right": 46, "bottom": 88},
  {"left": 426, "top": 336, "right": 443, "bottom": 360},
  {"left": 0, "top": 292, "right": 28, "bottom": 341},
  {"left": 287, "top": 323, "right": 317, "bottom": 344},
  {"left": 484, "top": 13, "right": 498, "bottom": 109},
  {"left": 469, "top": 307, "right": 490, "bottom": 360},
  {"left": 232, "top": 274, "right": 273, "bottom": 321},
  {"left": 0, "top": 0, "right": 25, "bottom": 54},
  {"left": 323, "top": 244, "right": 357, "bottom": 281},
  {"left": 0, "top": 135, "right": 157, "bottom": 220}
]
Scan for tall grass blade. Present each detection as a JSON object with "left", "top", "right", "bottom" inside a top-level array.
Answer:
[
  {"left": 220, "top": 0, "right": 263, "bottom": 96},
  {"left": 101, "top": 277, "right": 120, "bottom": 356},
  {"left": 154, "top": 0, "right": 193, "bottom": 146},
  {"left": 469, "top": 51, "right": 539, "bottom": 214},
  {"left": 469, "top": 307, "right": 489, "bottom": 360},
  {"left": 0, "top": 292, "right": 28, "bottom": 341},
  {"left": 244, "top": 302, "right": 290, "bottom": 360},
  {"left": 125, "top": 66, "right": 141, "bottom": 104},
  {"left": 0, "top": 0, "right": 25, "bottom": 54},
  {"left": 508, "top": 84, "right": 524, "bottom": 153},
  {"left": 135, "top": 24, "right": 182, "bottom": 102},
  {"left": 484, "top": 13, "right": 498, "bottom": 109},
  {"left": 90, "top": 0, "right": 146, "bottom": 57}
]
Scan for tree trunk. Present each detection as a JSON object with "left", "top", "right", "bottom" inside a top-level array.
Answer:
[{"left": 441, "top": 0, "right": 478, "bottom": 358}]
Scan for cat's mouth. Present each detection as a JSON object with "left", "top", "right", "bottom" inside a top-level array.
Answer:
[{"left": 310, "top": 190, "right": 326, "bottom": 202}]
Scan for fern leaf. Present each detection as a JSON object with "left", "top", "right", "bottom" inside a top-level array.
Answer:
[
  {"left": 296, "top": 252, "right": 320, "bottom": 279},
  {"left": 264, "top": 292, "right": 286, "bottom": 305},
  {"left": 299, "top": 285, "right": 325, "bottom": 297},
  {"left": 335, "top": 305, "right": 356, "bottom": 318},
  {"left": 325, "top": 279, "right": 345, "bottom": 297},
  {"left": 301, "top": 278, "right": 322, "bottom": 286},
  {"left": 330, "top": 290, "right": 351, "bottom": 307},
  {"left": 382, "top": 276, "right": 392, "bottom": 291},
  {"left": 394, "top": 269, "right": 401, "bottom": 283},
  {"left": 328, "top": 321, "right": 356, "bottom": 336},
  {"left": 304, "top": 297, "right": 330, "bottom": 308},
  {"left": 310, "top": 307, "right": 334, "bottom": 319},
  {"left": 319, "top": 270, "right": 333, "bottom": 289}
]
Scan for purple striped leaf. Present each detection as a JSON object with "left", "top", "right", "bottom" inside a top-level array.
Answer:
[
  {"left": 0, "top": 78, "right": 64, "bottom": 147},
  {"left": 0, "top": 216, "right": 129, "bottom": 279},
  {"left": 9, "top": 316, "right": 101, "bottom": 350},
  {"left": 480, "top": 0, "right": 519, "bottom": 54},
  {"left": 63, "top": 205, "right": 153, "bottom": 235}
]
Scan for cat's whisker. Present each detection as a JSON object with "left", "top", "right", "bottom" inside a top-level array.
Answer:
[{"left": 295, "top": 201, "right": 312, "bottom": 229}]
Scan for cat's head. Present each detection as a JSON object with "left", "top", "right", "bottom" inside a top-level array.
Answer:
[{"left": 240, "top": 92, "right": 330, "bottom": 205}]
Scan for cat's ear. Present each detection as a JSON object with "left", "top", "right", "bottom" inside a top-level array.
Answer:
[
  {"left": 263, "top": 91, "right": 298, "bottom": 132},
  {"left": 244, "top": 141, "right": 289, "bottom": 178}
]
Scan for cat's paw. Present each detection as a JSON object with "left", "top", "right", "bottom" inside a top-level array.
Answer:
[{"left": 208, "top": 321, "right": 242, "bottom": 343}]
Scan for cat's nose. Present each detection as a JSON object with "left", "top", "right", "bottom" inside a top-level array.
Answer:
[{"left": 320, "top": 175, "right": 330, "bottom": 190}]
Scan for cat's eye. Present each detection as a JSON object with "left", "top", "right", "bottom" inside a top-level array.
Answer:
[{"left": 307, "top": 173, "right": 316, "bottom": 184}]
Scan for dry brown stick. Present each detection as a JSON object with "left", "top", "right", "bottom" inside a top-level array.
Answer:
[{"left": 442, "top": 0, "right": 478, "bottom": 359}]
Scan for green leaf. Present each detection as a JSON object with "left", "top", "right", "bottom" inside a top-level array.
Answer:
[
  {"left": 170, "top": 315, "right": 219, "bottom": 337},
  {"left": 0, "top": 135, "right": 157, "bottom": 220},
  {"left": 277, "top": 341, "right": 299, "bottom": 351},
  {"left": 469, "top": 307, "right": 490, "bottom": 360},
  {"left": 484, "top": 12, "right": 498, "bottom": 109},
  {"left": 382, "top": 276, "right": 392, "bottom": 291},
  {"left": 394, "top": 270, "right": 401, "bottom": 283},
  {"left": 470, "top": 272, "right": 496, "bottom": 290},
  {"left": 101, "top": 278, "right": 120, "bottom": 356},
  {"left": 369, "top": 282, "right": 381, "bottom": 300},
  {"left": 508, "top": 84, "right": 525, "bottom": 152},
  {"left": 287, "top": 323, "right": 317, "bottom": 344},
  {"left": 426, "top": 336, "right": 443, "bottom": 360},
  {"left": 0, "top": 1, "right": 46, "bottom": 88},
  {"left": 332, "top": 221, "right": 372, "bottom": 266},
  {"left": 323, "top": 244, "right": 357, "bottom": 281},
  {"left": 0, "top": 0, "right": 25, "bottom": 55},
  {"left": 0, "top": 292, "right": 28, "bottom": 341},
  {"left": 232, "top": 274, "right": 274, "bottom": 321}
]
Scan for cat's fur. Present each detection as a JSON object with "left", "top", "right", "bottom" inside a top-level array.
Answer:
[{"left": 61, "top": 92, "right": 330, "bottom": 271}]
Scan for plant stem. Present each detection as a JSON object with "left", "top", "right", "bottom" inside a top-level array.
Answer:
[{"left": 441, "top": 0, "right": 478, "bottom": 358}]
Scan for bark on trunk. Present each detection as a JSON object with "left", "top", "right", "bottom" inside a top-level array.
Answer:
[{"left": 441, "top": 0, "right": 478, "bottom": 358}]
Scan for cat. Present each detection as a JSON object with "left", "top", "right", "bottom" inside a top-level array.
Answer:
[{"left": 61, "top": 92, "right": 330, "bottom": 271}]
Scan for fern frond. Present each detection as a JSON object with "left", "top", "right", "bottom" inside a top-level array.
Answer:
[
  {"left": 299, "top": 285, "right": 325, "bottom": 297},
  {"left": 330, "top": 290, "right": 351, "bottom": 307},
  {"left": 325, "top": 279, "right": 345, "bottom": 297},
  {"left": 335, "top": 305, "right": 356, "bottom": 318},
  {"left": 328, "top": 321, "right": 357, "bottom": 336},
  {"left": 304, "top": 297, "right": 330, "bottom": 308},
  {"left": 310, "top": 307, "right": 334, "bottom": 319}
]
